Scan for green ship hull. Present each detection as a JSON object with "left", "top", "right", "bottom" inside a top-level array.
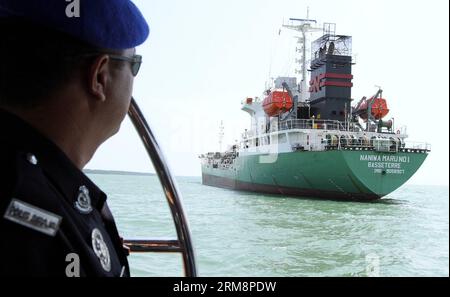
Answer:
[{"left": 201, "top": 149, "right": 428, "bottom": 201}]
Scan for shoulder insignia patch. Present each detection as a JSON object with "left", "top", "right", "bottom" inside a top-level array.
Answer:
[{"left": 3, "top": 199, "right": 62, "bottom": 237}]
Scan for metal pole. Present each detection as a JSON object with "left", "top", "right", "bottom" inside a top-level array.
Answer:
[
  {"left": 127, "top": 97, "right": 197, "bottom": 277},
  {"left": 301, "top": 30, "right": 307, "bottom": 102}
]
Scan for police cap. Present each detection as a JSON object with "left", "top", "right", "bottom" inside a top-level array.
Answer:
[{"left": 0, "top": 0, "right": 149, "bottom": 49}]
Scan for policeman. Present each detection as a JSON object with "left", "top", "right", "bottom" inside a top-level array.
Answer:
[{"left": 0, "top": 0, "right": 149, "bottom": 276}]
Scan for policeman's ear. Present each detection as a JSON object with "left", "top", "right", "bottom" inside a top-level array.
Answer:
[{"left": 87, "top": 55, "right": 111, "bottom": 102}]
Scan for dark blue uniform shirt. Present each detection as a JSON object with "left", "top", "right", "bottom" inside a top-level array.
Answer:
[{"left": 0, "top": 109, "right": 130, "bottom": 276}]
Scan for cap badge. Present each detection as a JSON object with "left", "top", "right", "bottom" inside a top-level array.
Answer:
[{"left": 74, "top": 185, "right": 93, "bottom": 214}]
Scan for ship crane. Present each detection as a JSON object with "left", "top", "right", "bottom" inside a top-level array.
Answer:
[
  {"left": 279, "top": 82, "right": 299, "bottom": 121},
  {"left": 353, "top": 87, "right": 392, "bottom": 132}
]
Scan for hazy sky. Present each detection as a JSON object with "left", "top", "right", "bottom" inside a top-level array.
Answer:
[{"left": 86, "top": 0, "right": 449, "bottom": 186}]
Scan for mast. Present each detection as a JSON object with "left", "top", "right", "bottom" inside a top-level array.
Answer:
[
  {"left": 218, "top": 120, "right": 224, "bottom": 151},
  {"left": 281, "top": 11, "right": 321, "bottom": 102}
]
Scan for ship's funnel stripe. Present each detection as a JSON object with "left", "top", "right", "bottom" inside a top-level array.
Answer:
[{"left": 309, "top": 72, "right": 354, "bottom": 93}]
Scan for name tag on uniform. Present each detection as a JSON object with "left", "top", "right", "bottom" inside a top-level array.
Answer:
[{"left": 4, "top": 199, "right": 62, "bottom": 237}]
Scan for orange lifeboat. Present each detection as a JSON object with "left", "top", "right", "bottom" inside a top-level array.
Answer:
[
  {"left": 262, "top": 90, "right": 293, "bottom": 117},
  {"left": 358, "top": 97, "right": 389, "bottom": 120}
]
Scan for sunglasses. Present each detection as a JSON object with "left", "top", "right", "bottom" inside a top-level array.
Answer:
[
  {"left": 107, "top": 54, "right": 142, "bottom": 77},
  {"left": 80, "top": 53, "right": 143, "bottom": 77}
]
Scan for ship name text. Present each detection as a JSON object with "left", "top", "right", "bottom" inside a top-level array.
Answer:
[{"left": 360, "top": 154, "right": 409, "bottom": 175}]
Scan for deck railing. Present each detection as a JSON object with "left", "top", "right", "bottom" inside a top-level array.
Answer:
[
  {"left": 243, "top": 119, "right": 349, "bottom": 139},
  {"left": 276, "top": 119, "right": 347, "bottom": 132}
]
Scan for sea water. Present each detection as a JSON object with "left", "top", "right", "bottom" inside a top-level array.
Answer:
[{"left": 88, "top": 174, "right": 449, "bottom": 277}]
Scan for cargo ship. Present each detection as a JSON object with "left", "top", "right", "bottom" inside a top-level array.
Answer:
[{"left": 199, "top": 19, "right": 430, "bottom": 201}]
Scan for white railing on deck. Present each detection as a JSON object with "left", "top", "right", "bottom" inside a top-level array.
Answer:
[
  {"left": 404, "top": 141, "right": 431, "bottom": 151},
  {"left": 276, "top": 119, "right": 347, "bottom": 132},
  {"left": 243, "top": 119, "right": 349, "bottom": 139}
]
